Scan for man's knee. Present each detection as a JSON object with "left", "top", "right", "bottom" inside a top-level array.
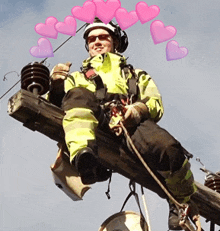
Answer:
[
  {"left": 164, "top": 142, "right": 186, "bottom": 172},
  {"left": 144, "top": 120, "right": 187, "bottom": 172},
  {"left": 131, "top": 120, "right": 187, "bottom": 172},
  {"left": 61, "top": 87, "right": 108, "bottom": 127},
  {"left": 62, "top": 88, "right": 97, "bottom": 111}
]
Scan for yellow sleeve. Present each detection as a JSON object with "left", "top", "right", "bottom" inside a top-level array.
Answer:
[
  {"left": 64, "top": 72, "right": 76, "bottom": 93},
  {"left": 136, "top": 69, "right": 164, "bottom": 122}
]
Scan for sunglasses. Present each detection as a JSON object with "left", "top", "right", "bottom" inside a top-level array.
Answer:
[{"left": 87, "top": 34, "right": 111, "bottom": 44}]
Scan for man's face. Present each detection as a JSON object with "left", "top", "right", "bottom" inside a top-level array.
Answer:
[{"left": 87, "top": 28, "right": 114, "bottom": 57}]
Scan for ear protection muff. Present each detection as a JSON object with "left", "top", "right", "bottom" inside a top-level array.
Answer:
[
  {"left": 116, "top": 29, "right": 128, "bottom": 53},
  {"left": 109, "top": 21, "right": 129, "bottom": 53}
]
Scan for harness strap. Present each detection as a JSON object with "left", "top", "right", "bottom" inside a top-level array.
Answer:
[
  {"left": 105, "top": 170, "right": 113, "bottom": 199},
  {"left": 120, "top": 182, "right": 143, "bottom": 214},
  {"left": 120, "top": 181, "right": 147, "bottom": 230},
  {"left": 84, "top": 68, "right": 106, "bottom": 101},
  {"left": 123, "top": 64, "right": 139, "bottom": 102}
]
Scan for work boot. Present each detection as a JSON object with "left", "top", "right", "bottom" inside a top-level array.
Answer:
[
  {"left": 74, "top": 147, "right": 99, "bottom": 185},
  {"left": 74, "top": 147, "right": 111, "bottom": 184},
  {"left": 168, "top": 201, "right": 182, "bottom": 230}
]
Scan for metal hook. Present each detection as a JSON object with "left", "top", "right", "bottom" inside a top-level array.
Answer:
[
  {"left": 196, "top": 158, "right": 205, "bottom": 167},
  {"left": 3, "top": 71, "right": 20, "bottom": 81},
  {"left": 129, "top": 180, "right": 136, "bottom": 193},
  {"left": 196, "top": 157, "right": 220, "bottom": 178}
]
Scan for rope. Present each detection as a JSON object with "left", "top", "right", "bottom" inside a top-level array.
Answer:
[{"left": 141, "top": 186, "right": 152, "bottom": 231}]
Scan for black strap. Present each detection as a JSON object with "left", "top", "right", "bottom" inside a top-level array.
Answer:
[
  {"left": 83, "top": 68, "right": 107, "bottom": 101},
  {"left": 105, "top": 170, "right": 113, "bottom": 199},
  {"left": 92, "top": 75, "right": 107, "bottom": 101},
  {"left": 120, "top": 189, "right": 134, "bottom": 212},
  {"left": 123, "top": 64, "right": 139, "bottom": 100},
  {"left": 120, "top": 180, "right": 147, "bottom": 231},
  {"left": 120, "top": 181, "right": 141, "bottom": 213}
]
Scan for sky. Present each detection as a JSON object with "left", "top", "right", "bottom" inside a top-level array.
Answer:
[{"left": 1, "top": 0, "right": 220, "bottom": 230}]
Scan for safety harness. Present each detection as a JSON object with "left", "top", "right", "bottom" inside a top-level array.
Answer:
[
  {"left": 122, "top": 64, "right": 139, "bottom": 101},
  {"left": 83, "top": 64, "right": 139, "bottom": 102}
]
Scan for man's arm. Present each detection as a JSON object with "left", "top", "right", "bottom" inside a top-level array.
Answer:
[
  {"left": 46, "top": 62, "right": 72, "bottom": 107},
  {"left": 136, "top": 69, "right": 164, "bottom": 123}
]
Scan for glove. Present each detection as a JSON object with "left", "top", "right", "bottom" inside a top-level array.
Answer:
[
  {"left": 123, "top": 102, "right": 149, "bottom": 128},
  {"left": 51, "top": 62, "right": 72, "bottom": 80},
  {"left": 50, "top": 62, "right": 72, "bottom": 93}
]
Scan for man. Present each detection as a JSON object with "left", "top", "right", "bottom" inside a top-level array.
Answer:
[{"left": 48, "top": 18, "right": 198, "bottom": 230}]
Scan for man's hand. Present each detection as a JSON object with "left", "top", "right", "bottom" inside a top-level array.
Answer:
[
  {"left": 123, "top": 102, "right": 149, "bottom": 128},
  {"left": 50, "top": 62, "right": 72, "bottom": 93}
]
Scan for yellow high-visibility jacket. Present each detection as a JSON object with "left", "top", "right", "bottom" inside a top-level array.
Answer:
[{"left": 64, "top": 52, "right": 164, "bottom": 123}]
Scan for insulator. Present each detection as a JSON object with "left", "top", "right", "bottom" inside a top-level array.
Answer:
[
  {"left": 204, "top": 172, "right": 220, "bottom": 194},
  {"left": 21, "top": 62, "right": 50, "bottom": 95}
]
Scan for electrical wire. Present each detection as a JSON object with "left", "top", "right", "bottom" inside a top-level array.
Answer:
[
  {"left": 0, "top": 22, "right": 87, "bottom": 101},
  {"left": 0, "top": 79, "right": 21, "bottom": 100},
  {"left": 40, "top": 23, "right": 87, "bottom": 64}
]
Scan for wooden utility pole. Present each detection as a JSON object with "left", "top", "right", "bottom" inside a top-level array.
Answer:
[{"left": 8, "top": 89, "right": 220, "bottom": 225}]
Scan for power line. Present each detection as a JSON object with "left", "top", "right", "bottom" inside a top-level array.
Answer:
[
  {"left": 1, "top": 22, "right": 87, "bottom": 101},
  {"left": 0, "top": 79, "right": 21, "bottom": 100},
  {"left": 40, "top": 23, "right": 87, "bottom": 64}
]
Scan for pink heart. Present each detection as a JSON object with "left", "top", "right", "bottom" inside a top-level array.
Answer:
[
  {"left": 29, "top": 38, "right": 54, "bottom": 58},
  {"left": 55, "top": 16, "right": 77, "bottom": 36},
  {"left": 150, "top": 20, "right": 177, "bottom": 44},
  {"left": 93, "top": 0, "right": 121, "bottom": 24},
  {"left": 115, "top": 8, "right": 139, "bottom": 30},
  {"left": 71, "top": 1, "right": 96, "bottom": 23},
  {"left": 136, "top": 2, "right": 160, "bottom": 24},
  {"left": 166, "top": 40, "right": 188, "bottom": 61},
  {"left": 35, "top": 16, "right": 58, "bottom": 39}
]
